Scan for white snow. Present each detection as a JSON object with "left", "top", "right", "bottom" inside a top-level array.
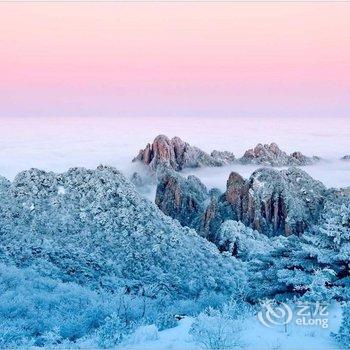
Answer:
[
  {"left": 119, "top": 307, "right": 341, "bottom": 350},
  {"left": 121, "top": 318, "right": 199, "bottom": 350},
  {"left": 123, "top": 325, "right": 159, "bottom": 347},
  {"left": 57, "top": 186, "right": 66, "bottom": 195}
]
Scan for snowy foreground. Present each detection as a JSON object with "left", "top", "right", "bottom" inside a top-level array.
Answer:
[{"left": 75, "top": 309, "right": 342, "bottom": 350}]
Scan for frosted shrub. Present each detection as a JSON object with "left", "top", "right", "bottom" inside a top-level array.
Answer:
[
  {"left": 34, "top": 327, "right": 62, "bottom": 347},
  {"left": 301, "top": 269, "right": 337, "bottom": 303},
  {"left": 190, "top": 306, "right": 243, "bottom": 350},
  {"left": 0, "top": 324, "right": 28, "bottom": 349},
  {"left": 155, "top": 312, "right": 178, "bottom": 331},
  {"left": 97, "top": 313, "right": 131, "bottom": 348},
  {"left": 222, "top": 298, "right": 254, "bottom": 321},
  {"left": 336, "top": 306, "right": 350, "bottom": 348},
  {"left": 0, "top": 264, "right": 112, "bottom": 347}
]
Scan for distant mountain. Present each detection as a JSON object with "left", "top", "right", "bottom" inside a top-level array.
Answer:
[
  {"left": 133, "top": 135, "right": 234, "bottom": 171},
  {"left": 133, "top": 135, "right": 320, "bottom": 171},
  {"left": 240, "top": 142, "right": 320, "bottom": 166}
]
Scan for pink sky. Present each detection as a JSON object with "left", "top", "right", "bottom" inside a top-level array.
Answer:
[{"left": 0, "top": 3, "right": 349, "bottom": 118}]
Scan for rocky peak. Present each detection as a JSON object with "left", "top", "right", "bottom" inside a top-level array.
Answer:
[
  {"left": 134, "top": 137, "right": 321, "bottom": 171},
  {"left": 244, "top": 142, "right": 281, "bottom": 157},
  {"left": 134, "top": 135, "right": 177, "bottom": 171},
  {"left": 155, "top": 169, "right": 209, "bottom": 232},
  {"left": 226, "top": 172, "right": 247, "bottom": 205},
  {"left": 240, "top": 143, "right": 319, "bottom": 166},
  {"left": 133, "top": 135, "right": 234, "bottom": 171},
  {"left": 155, "top": 166, "right": 326, "bottom": 239},
  {"left": 224, "top": 167, "right": 325, "bottom": 236}
]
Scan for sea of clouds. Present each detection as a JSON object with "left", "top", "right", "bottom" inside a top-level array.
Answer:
[{"left": 0, "top": 116, "right": 349, "bottom": 191}]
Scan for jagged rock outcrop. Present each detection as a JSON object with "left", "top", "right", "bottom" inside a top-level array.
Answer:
[
  {"left": 213, "top": 167, "right": 326, "bottom": 236},
  {"left": 239, "top": 143, "right": 320, "bottom": 166},
  {"left": 133, "top": 135, "right": 218, "bottom": 171},
  {"left": 134, "top": 136, "right": 322, "bottom": 171},
  {"left": 155, "top": 170, "right": 209, "bottom": 233},
  {"left": 133, "top": 135, "right": 235, "bottom": 171},
  {"left": 341, "top": 155, "right": 350, "bottom": 161},
  {"left": 155, "top": 167, "right": 326, "bottom": 239}
]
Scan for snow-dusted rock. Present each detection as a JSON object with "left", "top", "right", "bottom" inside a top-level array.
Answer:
[
  {"left": 155, "top": 167, "right": 326, "bottom": 238},
  {"left": 133, "top": 135, "right": 234, "bottom": 171},
  {"left": 239, "top": 143, "right": 320, "bottom": 166},
  {"left": 341, "top": 155, "right": 350, "bottom": 161},
  {"left": 216, "top": 167, "right": 326, "bottom": 236},
  {"left": 210, "top": 150, "right": 236, "bottom": 165},
  {"left": 134, "top": 137, "right": 321, "bottom": 171},
  {"left": 155, "top": 169, "right": 209, "bottom": 234}
]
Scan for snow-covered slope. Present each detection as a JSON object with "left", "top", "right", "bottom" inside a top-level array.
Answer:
[
  {"left": 118, "top": 309, "right": 341, "bottom": 350},
  {"left": 0, "top": 166, "right": 242, "bottom": 299}
]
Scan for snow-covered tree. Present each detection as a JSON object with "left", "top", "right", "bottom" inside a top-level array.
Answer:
[
  {"left": 299, "top": 195, "right": 350, "bottom": 300},
  {"left": 336, "top": 304, "right": 350, "bottom": 348}
]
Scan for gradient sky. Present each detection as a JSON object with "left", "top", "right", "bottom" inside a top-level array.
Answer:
[{"left": 0, "top": 3, "right": 349, "bottom": 118}]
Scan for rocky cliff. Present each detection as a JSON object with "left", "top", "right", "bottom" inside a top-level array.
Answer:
[
  {"left": 239, "top": 143, "right": 320, "bottom": 166},
  {"left": 216, "top": 167, "right": 326, "bottom": 236},
  {"left": 133, "top": 135, "right": 227, "bottom": 171},
  {"left": 133, "top": 136, "right": 320, "bottom": 171},
  {"left": 155, "top": 170, "right": 209, "bottom": 232},
  {"left": 155, "top": 167, "right": 326, "bottom": 239}
]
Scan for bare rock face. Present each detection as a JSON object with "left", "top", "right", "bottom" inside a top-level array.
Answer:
[
  {"left": 341, "top": 155, "right": 350, "bottom": 161},
  {"left": 214, "top": 167, "right": 326, "bottom": 237},
  {"left": 134, "top": 137, "right": 320, "bottom": 172},
  {"left": 133, "top": 135, "right": 234, "bottom": 171},
  {"left": 240, "top": 143, "right": 319, "bottom": 166},
  {"left": 155, "top": 170, "right": 209, "bottom": 232},
  {"left": 226, "top": 172, "right": 247, "bottom": 205},
  {"left": 155, "top": 167, "right": 326, "bottom": 239},
  {"left": 133, "top": 135, "right": 176, "bottom": 171}
]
